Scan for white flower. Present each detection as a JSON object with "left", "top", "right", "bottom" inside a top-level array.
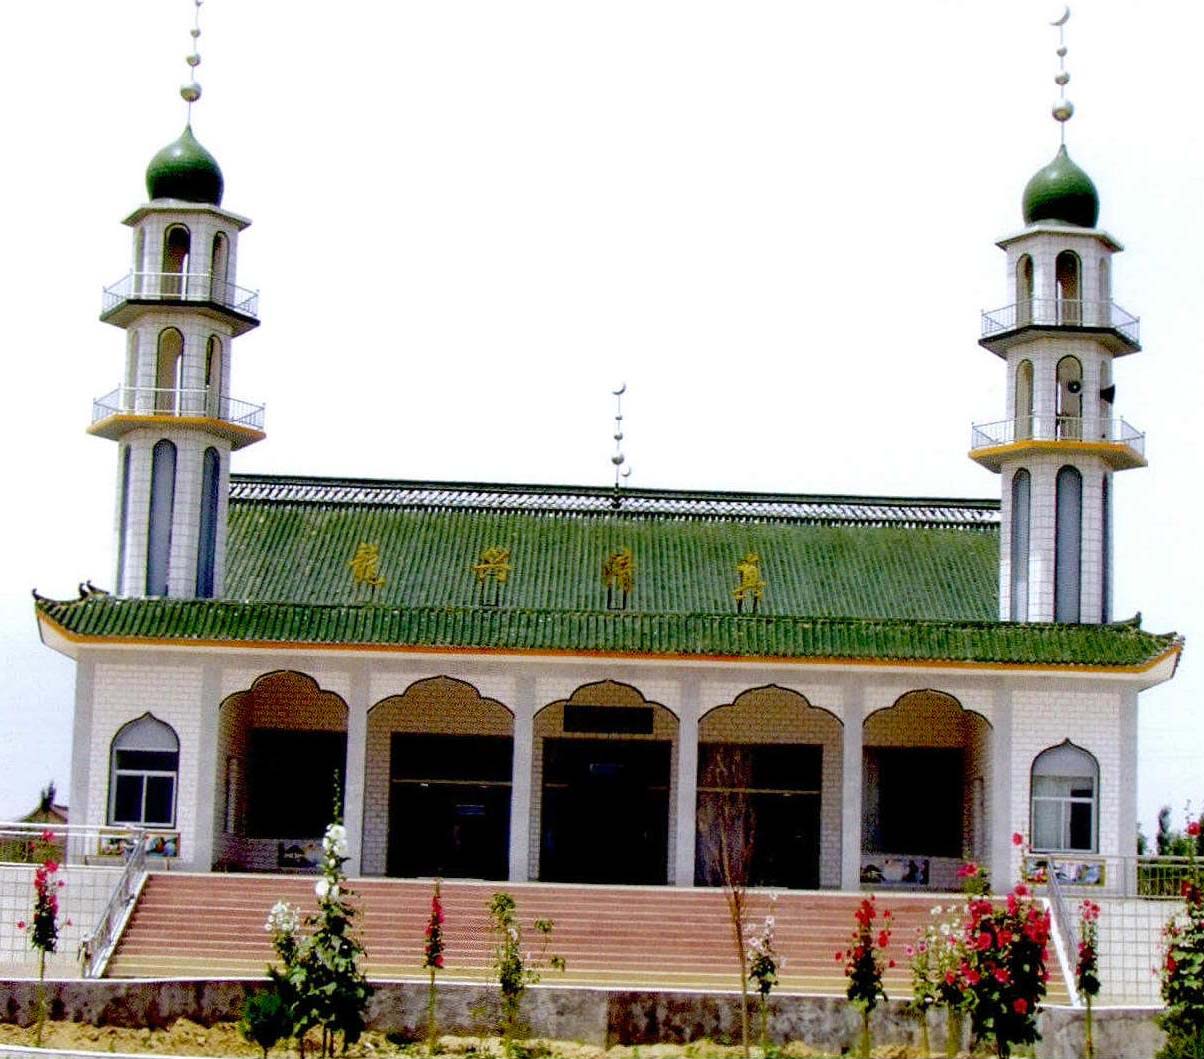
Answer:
[
  {"left": 316, "top": 877, "right": 337, "bottom": 900},
  {"left": 265, "top": 900, "right": 300, "bottom": 936},
  {"left": 323, "top": 823, "right": 349, "bottom": 859}
]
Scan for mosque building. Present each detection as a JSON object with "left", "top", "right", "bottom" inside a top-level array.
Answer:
[{"left": 34, "top": 9, "right": 1180, "bottom": 892}]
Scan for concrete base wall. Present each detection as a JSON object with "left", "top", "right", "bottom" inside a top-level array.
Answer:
[{"left": 0, "top": 978, "right": 1165, "bottom": 1059}]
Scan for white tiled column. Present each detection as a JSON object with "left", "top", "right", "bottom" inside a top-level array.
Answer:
[
  {"left": 508, "top": 674, "right": 535, "bottom": 882},
  {"left": 344, "top": 663, "right": 370, "bottom": 877},
  {"left": 674, "top": 678, "right": 700, "bottom": 887},
  {"left": 189, "top": 661, "right": 222, "bottom": 872},
  {"left": 990, "top": 685, "right": 1015, "bottom": 888},
  {"left": 841, "top": 682, "right": 865, "bottom": 890}
]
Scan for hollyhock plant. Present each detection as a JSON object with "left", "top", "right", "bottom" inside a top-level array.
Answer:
[
  {"left": 424, "top": 879, "right": 445, "bottom": 1051},
  {"left": 20, "top": 854, "right": 64, "bottom": 1046},
  {"left": 747, "top": 897, "right": 781, "bottom": 1049},
  {"left": 1159, "top": 811, "right": 1204, "bottom": 1058},
  {"left": 836, "top": 896, "right": 894, "bottom": 1058},
  {"left": 1076, "top": 899, "right": 1101, "bottom": 1059}
]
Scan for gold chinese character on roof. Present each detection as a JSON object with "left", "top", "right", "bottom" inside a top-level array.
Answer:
[
  {"left": 602, "top": 548, "right": 636, "bottom": 595},
  {"left": 473, "top": 546, "right": 512, "bottom": 584},
  {"left": 733, "top": 552, "right": 766, "bottom": 610},
  {"left": 348, "top": 543, "right": 386, "bottom": 589}
]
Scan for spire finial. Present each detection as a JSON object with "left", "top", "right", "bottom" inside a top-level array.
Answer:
[
  {"left": 609, "top": 384, "right": 631, "bottom": 508},
  {"left": 1050, "top": 6, "right": 1074, "bottom": 143},
  {"left": 180, "top": 0, "right": 205, "bottom": 122}
]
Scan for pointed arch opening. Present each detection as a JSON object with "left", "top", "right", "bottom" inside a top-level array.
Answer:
[
  {"left": 155, "top": 328, "right": 184, "bottom": 413},
  {"left": 1031, "top": 741, "right": 1099, "bottom": 853},
  {"left": 1016, "top": 254, "right": 1034, "bottom": 325},
  {"left": 1055, "top": 465, "right": 1083, "bottom": 622},
  {"left": 697, "top": 685, "right": 843, "bottom": 889},
  {"left": 365, "top": 677, "right": 514, "bottom": 879},
  {"left": 1056, "top": 355, "right": 1083, "bottom": 439},
  {"left": 196, "top": 447, "right": 221, "bottom": 598},
  {"left": 1056, "top": 250, "right": 1082, "bottom": 325},
  {"left": 861, "top": 691, "right": 992, "bottom": 890},
  {"left": 146, "top": 439, "right": 177, "bottom": 596},
  {"left": 161, "top": 224, "right": 190, "bottom": 298},
  {"left": 533, "top": 681, "right": 677, "bottom": 885},
  {"left": 205, "top": 336, "right": 224, "bottom": 418},
  {"left": 1015, "top": 359, "right": 1034, "bottom": 440},
  {"left": 108, "top": 713, "right": 179, "bottom": 827},
  {"left": 215, "top": 671, "right": 348, "bottom": 872},
  {"left": 210, "top": 232, "right": 230, "bottom": 304},
  {"left": 1010, "top": 468, "right": 1031, "bottom": 621}
]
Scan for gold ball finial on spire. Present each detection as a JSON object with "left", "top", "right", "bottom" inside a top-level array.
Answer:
[{"left": 1050, "top": 6, "right": 1074, "bottom": 138}]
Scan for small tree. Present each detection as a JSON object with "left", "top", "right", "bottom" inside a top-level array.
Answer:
[
  {"left": 240, "top": 991, "right": 293, "bottom": 1059},
  {"left": 423, "top": 880, "right": 446, "bottom": 1053},
  {"left": 697, "top": 747, "right": 757, "bottom": 1059},
  {"left": 488, "top": 892, "right": 564, "bottom": 1056},
  {"left": 836, "top": 896, "right": 893, "bottom": 1058}
]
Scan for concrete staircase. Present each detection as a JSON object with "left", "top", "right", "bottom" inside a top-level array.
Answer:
[{"left": 105, "top": 874, "right": 1070, "bottom": 1002}]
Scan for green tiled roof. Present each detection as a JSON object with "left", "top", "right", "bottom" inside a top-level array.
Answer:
[
  {"left": 33, "top": 475, "right": 1182, "bottom": 667},
  {"left": 224, "top": 476, "right": 1001, "bottom": 621},
  {"left": 34, "top": 596, "right": 1180, "bottom": 668}
]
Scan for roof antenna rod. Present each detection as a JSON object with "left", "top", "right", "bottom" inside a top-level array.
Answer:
[{"left": 610, "top": 383, "right": 631, "bottom": 509}]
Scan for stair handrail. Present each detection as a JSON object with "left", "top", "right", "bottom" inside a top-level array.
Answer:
[
  {"left": 1040, "top": 861, "right": 1082, "bottom": 1007},
  {"left": 80, "top": 829, "right": 148, "bottom": 978}
]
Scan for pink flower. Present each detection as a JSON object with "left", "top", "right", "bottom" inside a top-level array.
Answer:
[
  {"left": 1012, "top": 832, "right": 1025, "bottom": 847},
  {"left": 15, "top": 921, "right": 25, "bottom": 931}
]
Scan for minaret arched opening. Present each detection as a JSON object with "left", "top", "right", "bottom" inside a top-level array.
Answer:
[
  {"left": 1055, "top": 465, "right": 1083, "bottom": 622},
  {"left": 205, "top": 336, "right": 223, "bottom": 418},
  {"left": 146, "top": 439, "right": 177, "bottom": 596},
  {"left": 1015, "top": 359, "right": 1034, "bottom": 439},
  {"left": 161, "top": 224, "right": 191, "bottom": 298},
  {"left": 1055, "top": 250, "right": 1081, "bottom": 325},
  {"left": 196, "top": 446, "right": 221, "bottom": 598},
  {"left": 1056, "top": 355, "right": 1083, "bottom": 439},
  {"left": 155, "top": 328, "right": 184, "bottom": 413},
  {"left": 1016, "top": 254, "right": 1034, "bottom": 325},
  {"left": 210, "top": 232, "right": 229, "bottom": 304},
  {"left": 1010, "top": 469, "right": 1031, "bottom": 621}
]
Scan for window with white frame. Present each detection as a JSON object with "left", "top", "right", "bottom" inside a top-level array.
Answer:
[
  {"left": 109, "top": 714, "right": 179, "bottom": 827},
  {"left": 1030, "top": 741, "right": 1098, "bottom": 853}
]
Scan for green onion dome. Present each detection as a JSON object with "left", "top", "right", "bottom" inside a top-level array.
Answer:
[
  {"left": 145, "top": 125, "right": 224, "bottom": 205},
  {"left": 1022, "top": 144, "right": 1099, "bottom": 228}
]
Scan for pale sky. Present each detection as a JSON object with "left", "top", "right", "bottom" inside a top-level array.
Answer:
[{"left": 1, "top": 2, "right": 1200, "bottom": 840}]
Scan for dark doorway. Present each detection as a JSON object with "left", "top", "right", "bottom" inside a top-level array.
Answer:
[
  {"left": 247, "top": 729, "right": 347, "bottom": 838},
  {"left": 864, "top": 747, "right": 962, "bottom": 857},
  {"left": 695, "top": 743, "right": 823, "bottom": 889},
  {"left": 540, "top": 738, "right": 671, "bottom": 884},
  {"left": 387, "top": 733, "right": 512, "bottom": 879}
]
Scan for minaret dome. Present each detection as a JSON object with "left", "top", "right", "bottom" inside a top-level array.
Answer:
[
  {"left": 146, "top": 124, "right": 224, "bottom": 205},
  {"left": 1022, "top": 144, "right": 1099, "bottom": 228}
]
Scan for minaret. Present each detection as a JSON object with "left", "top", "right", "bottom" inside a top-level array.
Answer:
[
  {"left": 971, "top": 11, "right": 1144, "bottom": 624},
  {"left": 89, "top": 0, "right": 262, "bottom": 600}
]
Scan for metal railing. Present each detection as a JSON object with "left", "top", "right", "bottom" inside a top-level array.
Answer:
[
  {"left": 92, "top": 385, "right": 265, "bottom": 430},
  {"left": 981, "top": 298, "right": 1140, "bottom": 344},
  {"left": 102, "top": 271, "right": 259, "bottom": 318},
  {"left": 1042, "top": 867, "right": 1082, "bottom": 1006},
  {"left": 970, "top": 414, "right": 1145, "bottom": 455},
  {"left": 79, "top": 829, "right": 147, "bottom": 978}
]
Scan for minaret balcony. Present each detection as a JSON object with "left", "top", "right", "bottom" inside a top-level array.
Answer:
[
  {"left": 88, "top": 386, "right": 266, "bottom": 450},
  {"left": 100, "top": 272, "right": 260, "bottom": 337},
  {"left": 969, "top": 415, "right": 1146, "bottom": 472},
  {"left": 979, "top": 298, "right": 1140, "bottom": 357}
]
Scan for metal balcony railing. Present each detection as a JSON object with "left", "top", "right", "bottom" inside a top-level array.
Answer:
[
  {"left": 92, "top": 386, "right": 265, "bottom": 431},
  {"left": 970, "top": 414, "right": 1145, "bottom": 456},
  {"left": 102, "top": 271, "right": 259, "bottom": 318},
  {"left": 980, "top": 298, "right": 1139, "bottom": 345}
]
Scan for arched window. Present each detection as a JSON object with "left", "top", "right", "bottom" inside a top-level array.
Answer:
[
  {"left": 109, "top": 714, "right": 179, "bottom": 827},
  {"left": 1015, "top": 359, "right": 1034, "bottom": 440},
  {"left": 161, "top": 225, "right": 190, "bottom": 298},
  {"left": 146, "top": 439, "right": 177, "bottom": 596},
  {"left": 1031, "top": 741, "right": 1098, "bottom": 853},
  {"left": 1056, "top": 355, "right": 1083, "bottom": 439},
  {"left": 196, "top": 447, "right": 221, "bottom": 598},
  {"left": 133, "top": 228, "right": 146, "bottom": 296},
  {"left": 1056, "top": 250, "right": 1081, "bottom": 325},
  {"left": 1016, "top": 254, "right": 1034, "bottom": 325},
  {"left": 124, "top": 332, "right": 139, "bottom": 403},
  {"left": 1010, "top": 469, "right": 1031, "bottom": 621},
  {"left": 1098, "top": 257, "right": 1110, "bottom": 305},
  {"left": 210, "top": 232, "right": 229, "bottom": 304},
  {"left": 155, "top": 328, "right": 184, "bottom": 413},
  {"left": 117, "top": 446, "right": 131, "bottom": 594},
  {"left": 1055, "top": 465, "right": 1082, "bottom": 622},
  {"left": 205, "top": 336, "right": 223, "bottom": 418}
]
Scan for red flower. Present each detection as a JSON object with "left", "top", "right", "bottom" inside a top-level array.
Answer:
[
  {"left": 976, "top": 932, "right": 993, "bottom": 951},
  {"left": 835, "top": 950, "right": 844, "bottom": 963},
  {"left": 887, "top": 959, "right": 896, "bottom": 968},
  {"left": 16, "top": 921, "right": 25, "bottom": 931},
  {"left": 877, "top": 930, "right": 890, "bottom": 948},
  {"left": 1189, "top": 821, "right": 1202, "bottom": 838},
  {"left": 41, "top": 830, "right": 56, "bottom": 843},
  {"left": 1012, "top": 832, "right": 1024, "bottom": 847},
  {"left": 1168, "top": 955, "right": 1179, "bottom": 974},
  {"left": 1013, "top": 998, "right": 1028, "bottom": 1015}
]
